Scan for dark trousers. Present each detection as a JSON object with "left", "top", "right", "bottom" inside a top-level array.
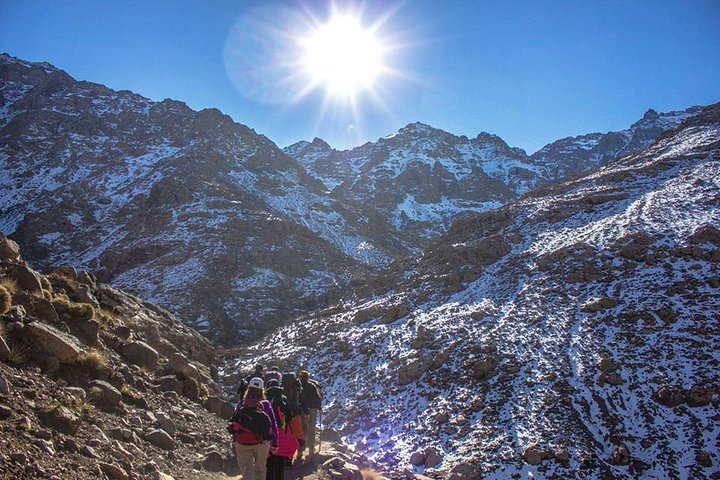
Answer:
[{"left": 266, "top": 455, "right": 285, "bottom": 480}]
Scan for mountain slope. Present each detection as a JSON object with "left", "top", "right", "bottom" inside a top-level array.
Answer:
[
  {"left": 226, "top": 104, "right": 720, "bottom": 479},
  {"left": 285, "top": 110, "right": 698, "bottom": 247},
  {"left": 0, "top": 53, "right": 406, "bottom": 344}
]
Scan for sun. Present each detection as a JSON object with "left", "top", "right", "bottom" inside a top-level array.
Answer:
[{"left": 299, "top": 13, "right": 387, "bottom": 98}]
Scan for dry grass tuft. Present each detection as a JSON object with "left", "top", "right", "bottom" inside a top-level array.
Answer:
[
  {"left": 6, "top": 338, "right": 30, "bottom": 365},
  {"left": 120, "top": 385, "right": 145, "bottom": 407},
  {"left": 360, "top": 470, "right": 386, "bottom": 480},
  {"left": 0, "top": 285, "right": 11, "bottom": 315},
  {"left": 39, "top": 275, "right": 52, "bottom": 292},
  {"left": 0, "top": 277, "right": 18, "bottom": 294},
  {"left": 52, "top": 297, "right": 96, "bottom": 321},
  {"left": 76, "top": 349, "right": 108, "bottom": 374}
]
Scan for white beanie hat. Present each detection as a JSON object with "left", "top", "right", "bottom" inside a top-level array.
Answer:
[{"left": 249, "top": 377, "right": 264, "bottom": 389}]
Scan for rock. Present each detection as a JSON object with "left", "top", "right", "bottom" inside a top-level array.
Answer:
[
  {"left": 555, "top": 448, "right": 570, "bottom": 464},
  {"left": 88, "top": 380, "right": 123, "bottom": 411},
  {"left": 320, "top": 428, "right": 342, "bottom": 443},
  {"left": 203, "top": 450, "right": 223, "bottom": 471},
  {"left": 204, "top": 396, "right": 234, "bottom": 419},
  {"left": 80, "top": 444, "right": 99, "bottom": 458},
  {"left": 77, "top": 270, "right": 97, "bottom": 288},
  {"left": 471, "top": 356, "right": 497, "bottom": 379},
  {"left": 120, "top": 341, "right": 159, "bottom": 370},
  {"left": 523, "top": 444, "right": 551, "bottom": 465},
  {"left": 156, "top": 414, "right": 177, "bottom": 436},
  {"left": 0, "top": 374, "right": 9, "bottom": 394},
  {"left": 152, "top": 473, "right": 176, "bottom": 480},
  {"left": 685, "top": 387, "right": 713, "bottom": 407},
  {"left": 0, "top": 337, "right": 10, "bottom": 362},
  {"left": 582, "top": 296, "right": 619, "bottom": 312},
  {"left": 38, "top": 405, "right": 80, "bottom": 435},
  {"left": 0, "top": 404, "right": 13, "bottom": 420},
  {"left": 696, "top": 451, "right": 713, "bottom": 468},
  {"left": 598, "top": 357, "right": 618, "bottom": 373},
  {"left": 611, "top": 445, "right": 630, "bottom": 465},
  {"left": 182, "top": 377, "right": 200, "bottom": 401},
  {"left": 0, "top": 234, "right": 21, "bottom": 262},
  {"left": 54, "top": 266, "right": 78, "bottom": 280},
  {"left": 24, "top": 322, "right": 82, "bottom": 364},
  {"left": 5, "top": 264, "right": 42, "bottom": 292},
  {"left": 10, "top": 452, "right": 27, "bottom": 463},
  {"left": 146, "top": 429, "right": 175, "bottom": 450},
  {"left": 434, "top": 412, "right": 449, "bottom": 424},
  {"left": 155, "top": 375, "right": 182, "bottom": 393},
  {"left": 409, "top": 451, "right": 426, "bottom": 466},
  {"left": 424, "top": 447, "right": 442, "bottom": 468},
  {"left": 99, "top": 462, "right": 129, "bottom": 480},
  {"left": 11, "top": 292, "right": 58, "bottom": 324},
  {"left": 448, "top": 461, "right": 480, "bottom": 480},
  {"left": 36, "top": 439, "right": 55, "bottom": 455},
  {"left": 656, "top": 385, "right": 685, "bottom": 407},
  {"left": 64, "top": 387, "right": 86, "bottom": 402}
]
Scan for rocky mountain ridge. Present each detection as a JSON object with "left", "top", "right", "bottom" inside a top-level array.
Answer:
[
  {"left": 227, "top": 104, "right": 720, "bottom": 479},
  {"left": 0, "top": 52, "right": 705, "bottom": 344}
]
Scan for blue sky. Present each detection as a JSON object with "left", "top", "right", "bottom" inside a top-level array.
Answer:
[{"left": 1, "top": 0, "right": 718, "bottom": 153}]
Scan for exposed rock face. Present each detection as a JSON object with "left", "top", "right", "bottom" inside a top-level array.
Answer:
[
  {"left": 228, "top": 104, "right": 720, "bottom": 479},
  {"left": 120, "top": 341, "right": 159, "bottom": 370}
]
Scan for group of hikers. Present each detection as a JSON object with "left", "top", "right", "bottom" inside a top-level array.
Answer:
[{"left": 228, "top": 364, "right": 323, "bottom": 480}]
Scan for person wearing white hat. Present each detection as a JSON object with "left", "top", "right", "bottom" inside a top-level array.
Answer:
[{"left": 231, "top": 377, "right": 279, "bottom": 480}]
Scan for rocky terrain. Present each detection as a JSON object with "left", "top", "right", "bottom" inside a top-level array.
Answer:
[
  {"left": 285, "top": 109, "right": 700, "bottom": 244},
  {"left": 0, "top": 235, "right": 386, "bottom": 480},
  {"left": 1, "top": 53, "right": 700, "bottom": 344},
  {"left": 226, "top": 104, "right": 720, "bottom": 479}
]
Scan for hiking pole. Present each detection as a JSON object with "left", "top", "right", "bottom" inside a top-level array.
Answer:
[{"left": 318, "top": 408, "right": 322, "bottom": 452}]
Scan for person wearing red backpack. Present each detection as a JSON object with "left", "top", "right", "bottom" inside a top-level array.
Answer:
[
  {"left": 265, "top": 379, "right": 299, "bottom": 479},
  {"left": 231, "top": 377, "right": 279, "bottom": 480}
]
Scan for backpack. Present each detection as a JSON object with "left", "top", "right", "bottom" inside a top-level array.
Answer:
[
  {"left": 301, "top": 379, "right": 322, "bottom": 409},
  {"left": 281, "top": 373, "right": 304, "bottom": 415},
  {"left": 228, "top": 400, "right": 273, "bottom": 442}
]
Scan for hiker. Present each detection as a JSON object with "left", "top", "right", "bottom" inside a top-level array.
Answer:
[
  {"left": 231, "top": 377, "right": 279, "bottom": 480},
  {"left": 264, "top": 366, "right": 282, "bottom": 386},
  {"left": 299, "top": 370, "right": 322, "bottom": 457},
  {"left": 281, "top": 371, "right": 306, "bottom": 461},
  {"left": 237, "top": 364, "right": 266, "bottom": 398},
  {"left": 265, "top": 379, "right": 299, "bottom": 480}
]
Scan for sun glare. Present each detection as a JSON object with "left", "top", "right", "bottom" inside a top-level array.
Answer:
[{"left": 300, "top": 14, "right": 386, "bottom": 98}]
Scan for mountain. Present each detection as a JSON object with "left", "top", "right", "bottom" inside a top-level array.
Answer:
[
  {"left": 225, "top": 104, "right": 720, "bottom": 478},
  {"left": 0, "top": 53, "right": 409, "bottom": 345},
  {"left": 285, "top": 110, "right": 699, "bottom": 246},
  {"left": 0, "top": 53, "right": 704, "bottom": 345}
]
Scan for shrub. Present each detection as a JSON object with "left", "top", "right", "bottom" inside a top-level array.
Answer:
[
  {"left": 120, "top": 385, "right": 145, "bottom": 407},
  {"left": 361, "top": 470, "right": 385, "bottom": 480},
  {"left": 6, "top": 338, "right": 30, "bottom": 365},
  {"left": 52, "top": 297, "right": 96, "bottom": 321},
  {"left": 39, "top": 275, "right": 53, "bottom": 292},
  {"left": 42, "top": 289, "right": 53, "bottom": 301},
  {"left": 198, "top": 383, "right": 210, "bottom": 399},
  {"left": 0, "top": 285, "right": 10, "bottom": 315},
  {"left": 0, "top": 277, "right": 18, "bottom": 295},
  {"left": 76, "top": 349, "right": 108, "bottom": 375}
]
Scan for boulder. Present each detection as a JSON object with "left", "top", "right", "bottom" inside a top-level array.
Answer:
[
  {"left": 145, "top": 429, "right": 175, "bottom": 450},
  {"left": 11, "top": 291, "right": 59, "bottom": 324},
  {"left": 656, "top": 385, "right": 685, "bottom": 407},
  {"left": 424, "top": 447, "right": 443, "bottom": 468},
  {"left": 598, "top": 357, "right": 618, "bottom": 373},
  {"left": 88, "top": 380, "right": 123, "bottom": 411},
  {"left": 0, "top": 404, "right": 12, "bottom": 420},
  {"left": 53, "top": 266, "right": 78, "bottom": 281},
  {"left": 611, "top": 445, "right": 630, "bottom": 465},
  {"left": 205, "top": 396, "right": 234, "bottom": 419},
  {"left": 120, "top": 341, "right": 159, "bottom": 370},
  {"left": 24, "top": 322, "right": 82, "bottom": 364},
  {"left": 0, "top": 374, "right": 9, "bottom": 395},
  {"left": 156, "top": 413, "right": 177, "bottom": 436},
  {"left": 686, "top": 387, "right": 713, "bottom": 407},
  {"left": 155, "top": 375, "right": 182, "bottom": 393},
  {"left": 99, "top": 462, "right": 129, "bottom": 480},
  {"left": 409, "top": 451, "right": 426, "bottom": 466},
  {"left": 523, "top": 444, "right": 552, "bottom": 465},
  {"left": 320, "top": 428, "right": 343, "bottom": 443},
  {"left": 0, "top": 234, "right": 21, "bottom": 262},
  {"left": 182, "top": 377, "right": 200, "bottom": 401},
  {"left": 5, "top": 264, "right": 42, "bottom": 292},
  {"left": 471, "top": 356, "right": 498, "bottom": 379},
  {"left": 203, "top": 450, "right": 223, "bottom": 471}
]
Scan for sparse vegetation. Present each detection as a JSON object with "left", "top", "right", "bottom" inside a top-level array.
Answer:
[
  {"left": 39, "top": 275, "right": 52, "bottom": 292},
  {"left": 42, "top": 289, "right": 53, "bottom": 301},
  {"left": 198, "top": 383, "right": 210, "bottom": 399},
  {"left": 64, "top": 396, "right": 95, "bottom": 417},
  {"left": 124, "top": 317, "right": 139, "bottom": 329},
  {"left": 361, "top": 469, "right": 385, "bottom": 480},
  {"left": 120, "top": 385, "right": 145, "bottom": 407},
  {"left": 76, "top": 349, "right": 108, "bottom": 374},
  {"left": 0, "top": 277, "right": 18, "bottom": 295},
  {"left": 0, "top": 284, "right": 11, "bottom": 315},
  {"left": 6, "top": 338, "right": 30, "bottom": 365},
  {"left": 51, "top": 297, "right": 96, "bottom": 321}
]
